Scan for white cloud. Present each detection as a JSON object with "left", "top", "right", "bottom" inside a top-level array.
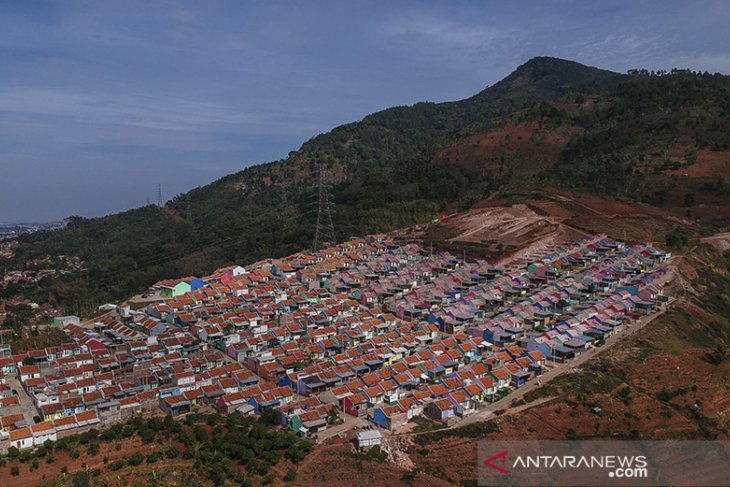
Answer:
[
  {"left": 381, "top": 14, "right": 524, "bottom": 51},
  {"left": 0, "top": 88, "right": 322, "bottom": 135}
]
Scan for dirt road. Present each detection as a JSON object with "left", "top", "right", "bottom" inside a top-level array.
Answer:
[
  {"left": 405, "top": 260, "right": 677, "bottom": 434},
  {"left": 315, "top": 411, "right": 369, "bottom": 443}
]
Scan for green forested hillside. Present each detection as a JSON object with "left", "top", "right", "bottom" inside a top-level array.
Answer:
[{"left": 5, "top": 57, "right": 730, "bottom": 313}]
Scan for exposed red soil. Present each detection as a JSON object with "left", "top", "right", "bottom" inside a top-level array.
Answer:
[
  {"left": 399, "top": 189, "right": 691, "bottom": 262},
  {"left": 401, "top": 244, "right": 730, "bottom": 485},
  {"left": 436, "top": 124, "right": 538, "bottom": 164},
  {"left": 293, "top": 442, "right": 451, "bottom": 487},
  {"left": 668, "top": 149, "right": 730, "bottom": 179},
  {"left": 556, "top": 192, "right": 673, "bottom": 218},
  {"left": 1, "top": 436, "right": 198, "bottom": 487},
  {"left": 433, "top": 123, "right": 581, "bottom": 176}
]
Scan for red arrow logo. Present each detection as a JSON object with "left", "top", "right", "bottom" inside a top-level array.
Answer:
[{"left": 484, "top": 450, "right": 509, "bottom": 474}]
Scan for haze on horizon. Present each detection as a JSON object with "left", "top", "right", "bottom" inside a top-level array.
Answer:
[{"left": 1, "top": 0, "right": 729, "bottom": 223}]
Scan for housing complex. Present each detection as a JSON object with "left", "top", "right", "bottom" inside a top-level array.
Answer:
[{"left": 0, "top": 235, "right": 670, "bottom": 450}]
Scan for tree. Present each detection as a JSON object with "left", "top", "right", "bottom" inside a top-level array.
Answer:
[
  {"left": 259, "top": 408, "right": 282, "bottom": 426},
  {"left": 71, "top": 469, "right": 91, "bottom": 487},
  {"left": 5, "top": 304, "right": 34, "bottom": 331},
  {"left": 665, "top": 227, "right": 690, "bottom": 250},
  {"left": 88, "top": 442, "right": 100, "bottom": 456},
  {"left": 284, "top": 469, "right": 297, "bottom": 481},
  {"left": 127, "top": 452, "right": 144, "bottom": 466}
]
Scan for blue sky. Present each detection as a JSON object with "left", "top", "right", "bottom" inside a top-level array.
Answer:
[{"left": 1, "top": 1, "right": 729, "bottom": 222}]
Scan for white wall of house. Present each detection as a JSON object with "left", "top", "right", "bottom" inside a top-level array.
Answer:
[
  {"left": 14, "top": 436, "right": 33, "bottom": 450},
  {"left": 33, "top": 431, "right": 57, "bottom": 445}
]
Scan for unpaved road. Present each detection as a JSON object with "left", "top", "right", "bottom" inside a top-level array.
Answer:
[{"left": 409, "top": 295, "right": 675, "bottom": 434}]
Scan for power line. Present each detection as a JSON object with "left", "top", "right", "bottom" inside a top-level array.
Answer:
[{"left": 312, "top": 162, "right": 336, "bottom": 251}]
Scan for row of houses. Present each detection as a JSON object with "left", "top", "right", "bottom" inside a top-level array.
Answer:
[
  {"left": 0, "top": 235, "right": 670, "bottom": 448},
  {"left": 132, "top": 236, "right": 667, "bottom": 430}
]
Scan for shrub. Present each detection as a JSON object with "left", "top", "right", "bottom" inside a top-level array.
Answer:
[
  {"left": 664, "top": 227, "right": 690, "bottom": 250},
  {"left": 109, "top": 460, "right": 125, "bottom": 471},
  {"left": 285, "top": 445, "right": 307, "bottom": 463},
  {"left": 193, "top": 425, "right": 209, "bottom": 443},
  {"left": 88, "top": 442, "right": 100, "bottom": 456},
  {"left": 139, "top": 427, "right": 156, "bottom": 444},
  {"left": 127, "top": 452, "right": 144, "bottom": 466},
  {"left": 146, "top": 451, "right": 161, "bottom": 464},
  {"left": 260, "top": 408, "right": 282, "bottom": 426},
  {"left": 6, "top": 446, "right": 19, "bottom": 459},
  {"left": 10, "top": 466, "right": 19, "bottom": 476},
  {"left": 71, "top": 470, "right": 90, "bottom": 487},
  {"left": 702, "top": 344, "right": 727, "bottom": 365},
  {"left": 284, "top": 469, "right": 297, "bottom": 481},
  {"left": 401, "top": 466, "right": 421, "bottom": 484},
  {"left": 163, "top": 415, "right": 181, "bottom": 433},
  {"left": 164, "top": 446, "right": 179, "bottom": 459},
  {"left": 618, "top": 386, "right": 632, "bottom": 404}
]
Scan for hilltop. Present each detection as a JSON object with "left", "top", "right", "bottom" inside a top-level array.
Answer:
[{"left": 4, "top": 56, "right": 730, "bottom": 313}]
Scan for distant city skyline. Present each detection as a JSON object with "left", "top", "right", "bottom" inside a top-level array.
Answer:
[{"left": 1, "top": 0, "right": 729, "bottom": 222}]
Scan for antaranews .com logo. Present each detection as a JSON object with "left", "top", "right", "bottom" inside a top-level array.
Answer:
[
  {"left": 478, "top": 440, "right": 730, "bottom": 486},
  {"left": 484, "top": 449, "right": 649, "bottom": 479}
]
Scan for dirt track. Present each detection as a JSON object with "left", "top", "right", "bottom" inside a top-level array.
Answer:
[{"left": 406, "top": 291, "right": 676, "bottom": 435}]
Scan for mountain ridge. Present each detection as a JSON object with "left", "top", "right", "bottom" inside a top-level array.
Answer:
[{"left": 5, "top": 56, "right": 730, "bottom": 313}]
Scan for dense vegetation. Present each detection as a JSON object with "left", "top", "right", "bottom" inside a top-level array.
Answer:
[
  {"left": 3, "top": 57, "right": 729, "bottom": 314},
  {"left": 0, "top": 413, "right": 313, "bottom": 486},
  {"left": 546, "top": 69, "right": 730, "bottom": 201}
]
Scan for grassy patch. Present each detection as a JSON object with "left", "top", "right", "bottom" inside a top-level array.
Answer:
[
  {"left": 414, "top": 420, "right": 499, "bottom": 445},
  {"left": 522, "top": 383, "right": 559, "bottom": 403},
  {"left": 548, "top": 359, "right": 627, "bottom": 396},
  {"left": 409, "top": 415, "right": 447, "bottom": 433}
]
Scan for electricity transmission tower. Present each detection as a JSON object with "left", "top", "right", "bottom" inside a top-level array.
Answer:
[
  {"left": 312, "top": 163, "right": 336, "bottom": 251},
  {"left": 157, "top": 184, "right": 163, "bottom": 208}
]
